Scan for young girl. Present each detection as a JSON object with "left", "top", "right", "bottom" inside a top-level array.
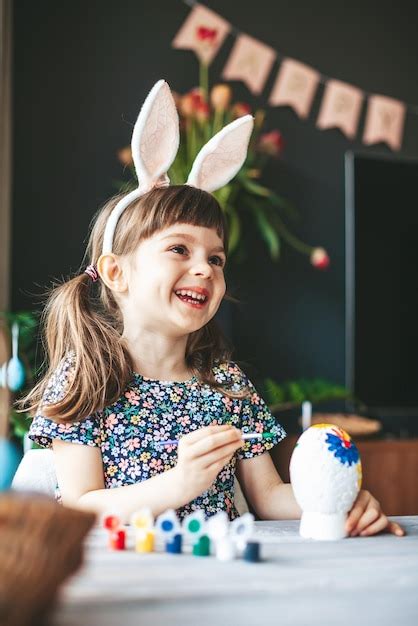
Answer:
[{"left": 25, "top": 80, "right": 403, "bottom": 538}]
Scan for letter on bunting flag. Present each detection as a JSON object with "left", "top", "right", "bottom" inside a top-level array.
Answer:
[
  {"left": 317, "top": 80, "right": 364, "bottom": 139},
  {"left": 363, "top": 95, "right": 406, "bottom": 151},
  {"left": 222, "top": 34, "right": 276, "bottom": 95},
  {"left": 172, "top": 3, "right": 230, "bottom": 65},
  {"left": 269, "top": 59, "right": 320, "bottom": 119}
]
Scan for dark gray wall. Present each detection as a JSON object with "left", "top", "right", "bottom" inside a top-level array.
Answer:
[{"left": 12, "top": 0, "right": 418, "bottom": 384}]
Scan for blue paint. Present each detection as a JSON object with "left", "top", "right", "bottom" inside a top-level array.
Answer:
[
  {"left": 243, "top": 541, "right": 261, "bottom": 563},
  {"left": 162, "top": 519, "right": 174, "bottom": 532},
  {"left": 166, "top": 534, "right": 182, "bottom": 554},
  {"left": 326, "top": 433, "right": 359, "bottom": 466}
]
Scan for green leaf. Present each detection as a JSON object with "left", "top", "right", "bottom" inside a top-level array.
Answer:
[
  {"left": 212, "top": 184, "right": 234, "bottom": 210},
  {"left": 268, "top": 192, "right": 300, "bottom": 221},
  {"left": 246, "top": 199, "right": 280, "bottom": 260},
  {"left": 263, "top": 376, "right": 352, "bottom": 411},
  {"left": 264, "top": 378, "right": 286, "bottom": 403},
  {"left": 225, "top": 205, "right": 241, "bottom": 255},
  {"left": 239, "top": 177, "right": 272, "bottom": 198}
]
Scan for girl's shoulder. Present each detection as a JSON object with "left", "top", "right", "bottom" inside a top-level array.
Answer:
[{"left": 211, "top": 360, "right": 251, "bottom": 392}]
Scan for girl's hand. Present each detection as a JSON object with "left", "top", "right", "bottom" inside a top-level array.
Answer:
[
  {"left": 174, "top": 424, "right": 243, "bottom": 502},
  {"left": 346, "top": 489, "right": 405, "bottom": 537}
]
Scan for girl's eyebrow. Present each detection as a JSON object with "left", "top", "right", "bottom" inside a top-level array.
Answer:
[{"left": 160, "top": 232, "right": 225, "bottom": 254}]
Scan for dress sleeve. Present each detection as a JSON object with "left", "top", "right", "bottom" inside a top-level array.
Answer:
[
  {"left": 28, "top": 354, "right": 101, "bottom": 449},
  {"left": 224, "top": 362, "right": 286, "bottom": 460}
]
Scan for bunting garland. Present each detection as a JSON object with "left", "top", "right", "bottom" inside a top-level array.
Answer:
[
  {"left": 222, "top": 34, "right": 276, "bottom": 95},
  {"left": 174, "top": 0, "right": 416, "bottom": 151}
]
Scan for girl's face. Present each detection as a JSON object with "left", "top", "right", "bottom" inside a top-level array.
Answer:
[{"left": 122, "top": 223, "right": 227, "bottom": 336}]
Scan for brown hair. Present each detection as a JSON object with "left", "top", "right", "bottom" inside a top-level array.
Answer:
[{"left": 20, "top": 185, "right": 247, "bottom": 423}]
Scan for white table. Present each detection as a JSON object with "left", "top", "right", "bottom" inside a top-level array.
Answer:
[{"left": 55, "top": 516, "right": 418, "bottom": 626}]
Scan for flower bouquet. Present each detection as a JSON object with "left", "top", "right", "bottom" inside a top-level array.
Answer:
[{"left": 116, "top": 64, "right": 329, "bottom": 268}]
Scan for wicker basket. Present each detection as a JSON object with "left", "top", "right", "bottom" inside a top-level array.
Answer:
[{"left": 0, "top": 492, "right": 95, "bottom": 626}]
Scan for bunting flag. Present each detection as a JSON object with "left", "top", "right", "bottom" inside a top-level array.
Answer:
[
  {"left": 173, "top": 1, "right": 413, "bottom": 150},
  {"left": 172, "top": 3, "right": 230, "bottom": 65},
  {"left": 363, "top": 95, "right": 406, "bottom": 151},
  {"left": 317, "top": 80, "right": 364, "bottom": 139},
  {"left": 269, "top": 59, "right": 320, "bottom": 119},
  {"left": 222, "top": 34, "right": 276, "bottom": 95}
]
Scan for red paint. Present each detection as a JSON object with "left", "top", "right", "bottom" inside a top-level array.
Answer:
[
  {"left": 110, "top": 529, "right": 126, "bottom": 551},
  {"left": 103, "top": 514, "right": 120, "bottom": 531}
]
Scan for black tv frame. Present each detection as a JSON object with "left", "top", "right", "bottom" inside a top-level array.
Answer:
[{"left": 344, "top": 150, "right": 418, "bottom": 423}]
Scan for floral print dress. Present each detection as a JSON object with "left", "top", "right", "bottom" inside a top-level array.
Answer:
[{"left": 29, "top": 354, "right": 286, "bottom": 520}]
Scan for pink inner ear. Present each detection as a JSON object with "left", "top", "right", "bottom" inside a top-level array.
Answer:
[
  {"left": 190, "top": 121, "right": 253, "bottom": 192},
  {"left": 136, "top": 84, "right": 179, "bottom": 181}
]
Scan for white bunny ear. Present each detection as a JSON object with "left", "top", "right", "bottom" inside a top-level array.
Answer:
[
  {"left": 186, "top": 115, "right": 254, "bottom": 193},
  {"left": 131, "top": 79, "right": 180, "bottom": 192},
  {"left": 102, "top": 79, "right": 179, "bottom": 254}
]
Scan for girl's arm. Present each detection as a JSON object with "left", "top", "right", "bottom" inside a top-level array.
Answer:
[
  {"left": 52, "top": 424, "right": 243, "bottom": 522},
  {"left": 53, "top": 439, "right": 187, "bottom": 522},
  {"left": 237, "top": 453, "right": 302, "bottom": 520}
]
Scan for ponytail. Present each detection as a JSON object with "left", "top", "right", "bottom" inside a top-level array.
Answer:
[{"left": 20, "top": 272, "right": 133, "bottom": 422}]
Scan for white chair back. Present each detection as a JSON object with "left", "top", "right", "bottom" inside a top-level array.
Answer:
[{"left": 12, "top": 449, "right": 57, "bottom": 497}]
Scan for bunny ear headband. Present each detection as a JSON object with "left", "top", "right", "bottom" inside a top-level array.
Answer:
[{"left": 101, "top": 79, "right": 254, "bottom": 255}]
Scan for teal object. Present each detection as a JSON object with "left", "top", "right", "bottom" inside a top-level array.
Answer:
[
  {"left": 0, "top": 438, "right": 20, "bottom": 490},
  {"left": 243, "top": 541, "right": 261, "bottom": 563},
  {"left": 6, "top": 323, "right": 26, "bottom": 392},
  {"left": 192, "top": 535, "right": 210, "bottom": 557}
]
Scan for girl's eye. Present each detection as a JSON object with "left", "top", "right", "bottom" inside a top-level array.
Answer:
[
  {"left": 169, "top": 245, "right": 225, "bottom": 267},
  {"left": 209, "top": 256, "right": 225, "bottom": 267},
  {"left": 170, "top": 245, "right": 188, "bottom": 255}
]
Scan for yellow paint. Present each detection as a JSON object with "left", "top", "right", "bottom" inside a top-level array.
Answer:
[
  {"left": 135, "top": 530, "right": 155, "bottom": 553},
  {"left": 131, "top": 509, "right": 153, "bottom": 530},
  {"left": 356, "top": 462, "right": 363, "bottom": 490}
]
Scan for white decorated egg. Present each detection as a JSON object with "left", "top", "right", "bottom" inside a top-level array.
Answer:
[{"left": 289, "top": 424, "right": 362, "bottom": 540}]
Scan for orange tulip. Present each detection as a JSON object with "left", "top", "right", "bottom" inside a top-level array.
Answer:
[
  {"left": 180, "top": 93, "right": 196, "bottom": 117},
  {"left": 196, "top": 101, "right": 210, "bottom": 123},
  {"left": 210, "top": 84, "right": 232, "bottom": 112},
  {"left": 117, "top": 147, "right": 133, "bottom": 167}
]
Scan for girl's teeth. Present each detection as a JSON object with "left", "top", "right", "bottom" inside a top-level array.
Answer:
[{"left": 175, "top": 290, "right": 206, "bottom": 301}]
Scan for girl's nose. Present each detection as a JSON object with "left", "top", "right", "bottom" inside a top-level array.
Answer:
[{"left": 189, "top": 260, "right": 213, "bottom": 279}]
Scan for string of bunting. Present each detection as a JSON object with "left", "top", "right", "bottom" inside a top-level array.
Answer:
[{"left": 173, "top": 0, "right": 416, "bottom": 151}]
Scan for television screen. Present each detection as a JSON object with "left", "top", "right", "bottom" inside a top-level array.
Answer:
[{"left": 345, "top": 152, "right": 418, "bottom": 418}]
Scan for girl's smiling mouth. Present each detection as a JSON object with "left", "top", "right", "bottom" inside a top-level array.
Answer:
[{"left": 174, "top": 287, "right": 209, "bottom": 308}]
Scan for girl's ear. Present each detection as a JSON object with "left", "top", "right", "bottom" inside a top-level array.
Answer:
[{"left": 97, "top": 254, "right": 128, "bottom": 293}]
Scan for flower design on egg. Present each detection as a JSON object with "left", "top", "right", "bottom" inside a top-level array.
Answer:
[{"left": 325, "top": 427, "right": 359, "bottom": 466}]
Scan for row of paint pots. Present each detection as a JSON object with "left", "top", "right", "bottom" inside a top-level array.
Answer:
[{"left": 103, "top": 508, "right": 261, "bottom": 562}]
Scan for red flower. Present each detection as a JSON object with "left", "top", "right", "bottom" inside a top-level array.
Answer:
[
  {"left": 180, "top": 88, "right": 206, "bottom": 117},
  {"left": 196, "top": 101, "right": 210, "bottom": 122},
  {"left": 310, "top": 247, "right": 330, "bottom": 270},
  {"left": 196, "top": 26, "right": 218, "bottom": 42},
  {"left": 231, "top": 102, "right": 252, "bottom": 118},
  {"left": 257, "top": 130, "right": 284, "bottom": 157},
  {"left": 189, "top": 87, "right": 206, "bottom": 107}
]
